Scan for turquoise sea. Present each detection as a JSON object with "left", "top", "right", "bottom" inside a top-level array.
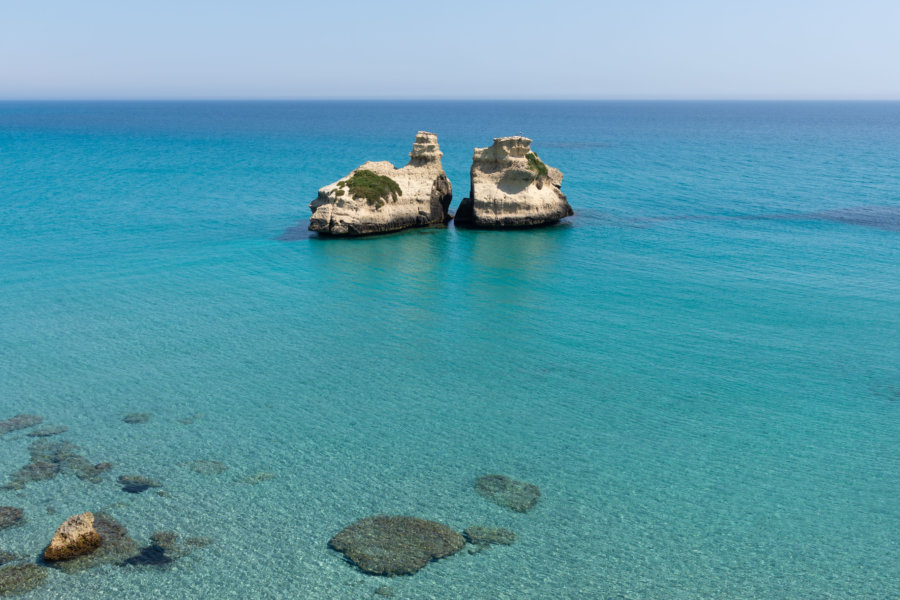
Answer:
[{"left": 1, "top": 101, "right": 898, "bottom": 599}]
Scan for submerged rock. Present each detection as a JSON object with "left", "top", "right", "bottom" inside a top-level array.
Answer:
[
  {"left": 329, "top": 515, "right": 465, "bottom": 576},
  {"left": 3, "top": 440, "right": 110, "bottom": 490},
  {"left": 0, "top": 564, "right": 48, "bottom": 597},
  {"left": 0, "top": 508, "right": 24, "bottom": 531},
  {"left": 123, "top": 413, "right": 151, "bottom": 425},
  {"left": 455, "top": 136, "right": 573, "bottom": 228},
  {"left": 463, "top": 526, "right": 516, "bottom": 546},
  {"left": 0, "top": 415, "right": 42, "bottom": 435},
  {"left": 309, "top": 131, "right": 452, "bottom": 236},
  {"left": 235, "top": 471, "right": 275, "bottom": 485},
  {"left": 26, "top": 426, "right": 68, "bottom": 438},
  {"left": 474, "top": 474, "right": 541, "bottom": 513},
  {"left": 374, "top": 585, "right": 396, "bottom": 597},
  {"left": 44, "top": 512, "right": 102, "bottom": 561},
  {"left": 185, "top": 460, "right": 228, "bottom": 476},
  {"left": 117, "top": 475, "right": 162, "bottom": 494}
]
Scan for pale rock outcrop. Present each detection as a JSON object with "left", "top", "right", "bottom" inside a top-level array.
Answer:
[
  {"left": 455, "top": 136, "right": 573, "bottom": 228},
  {"left": 309, "top": 132, "right": 452, "bottom": 236},
  {"left": 44, "top": 512, "right": 101, "bottom": 561}
]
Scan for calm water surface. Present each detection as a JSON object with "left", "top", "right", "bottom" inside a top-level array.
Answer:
[{"left": 1, "top": 101, "right": 898, "bottom": 599}]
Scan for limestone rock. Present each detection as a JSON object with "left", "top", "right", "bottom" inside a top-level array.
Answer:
[
  {"left": 309, "top": 132, "right": 452, "bottom": 236},
  {"left": 329, "top": 515, "right": 465, "bottom": 576},
  {"left": 455, "top": 136, "right": 573, "bottom": 228},
  {"left": 474, "top": 474, "right": 541, "bottom": 513},
  {"left": 44, "top": 512, "right": 101, "bottom": 561}
]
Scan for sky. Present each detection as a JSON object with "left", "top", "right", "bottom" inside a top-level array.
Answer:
[{"left": 1, "top": 0, "right": 898, "bottom": 100}]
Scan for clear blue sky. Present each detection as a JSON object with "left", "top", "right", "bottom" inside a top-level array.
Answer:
[{"left": 2, "top": 0, "right": 898, "bottom": 100}]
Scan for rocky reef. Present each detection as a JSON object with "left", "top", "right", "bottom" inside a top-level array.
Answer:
[
  {"left": 309, "top": 132, "right": 452, "bottom": 236},
  {"left": 329, "top": 515, "right": 464, "bottom": 576},
  {"left": 455, "top": 136, "right": 573, "bottom": 228}
]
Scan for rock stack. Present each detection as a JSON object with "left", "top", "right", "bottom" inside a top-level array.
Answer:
[
  {"left": 455, "top": 136, "right": 573, "bottom": 228},
  {"left": 308, "top": 132, "right": 452, "bottom": 236}
]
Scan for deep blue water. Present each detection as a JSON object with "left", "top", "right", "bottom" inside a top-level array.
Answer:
[{"left": 1, "top": 101, "right": 898, "bottom": 599}]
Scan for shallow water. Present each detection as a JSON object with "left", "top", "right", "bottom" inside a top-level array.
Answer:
[{"left": 1, "top": 101, "right": 899, "bottom": 598}]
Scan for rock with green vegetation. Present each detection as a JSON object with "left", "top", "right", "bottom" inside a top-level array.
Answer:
[
  {"left": 455, "top": 136, "right": 572, "bottom": 228},
  {"left": 474, "top": 474, "right": 541, "bottom": 513},
  {"left": 329, "top": 515, "right": 465, "bottom": 576},
  {"left": 309, "top": 131, "right": 452, "bottom": 235}
]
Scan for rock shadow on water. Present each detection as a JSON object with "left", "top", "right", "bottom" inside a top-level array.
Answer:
[{"left": 117, "top": 475, "right": 162, "bottom": 494}]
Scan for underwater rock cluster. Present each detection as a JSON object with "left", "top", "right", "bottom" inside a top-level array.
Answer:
[{"left": 2, "top": 439, "right": 111, "bottom": 490}]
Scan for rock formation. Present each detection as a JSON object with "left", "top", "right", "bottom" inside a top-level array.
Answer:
[
  {"left": 474, "top": 474, "right": 541, "bottom": 513},
  {"left": 44, "top": 512, "right": 102, "bottom": 561},
  {"left": 309, "top": 132, "right": 452, "bottom": 236},
  {"left": 329, "top": 515, "right": 465, "bottom": 575},
  {"left": 455, "top": 136, "right": 573, "bottom": 228}
]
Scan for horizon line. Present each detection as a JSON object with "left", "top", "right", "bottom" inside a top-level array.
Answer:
[{"left": 2, "top": 97, "right": 900, "bottom": 103}]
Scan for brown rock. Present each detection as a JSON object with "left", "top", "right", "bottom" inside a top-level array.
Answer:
[
  {"left": 329, "top": 515, "right": 465, "bottom": 576},
  {"left": 51, "top": 513, "right": 138, "bottom": 574},
  {"left": 44, "top": 512, "right": 101, "bottom": 561}
]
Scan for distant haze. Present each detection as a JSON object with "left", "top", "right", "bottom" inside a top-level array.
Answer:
[{"left": 2, "top": 0, "right": 898, "bottom": 100}]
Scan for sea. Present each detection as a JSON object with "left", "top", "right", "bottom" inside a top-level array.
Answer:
[{"left": 0, "top": 101, "right": 898, "bottom": 599}]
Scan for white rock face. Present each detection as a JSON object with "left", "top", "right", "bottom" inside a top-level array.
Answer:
[
  {"left": 309, "top": 132, "right": 452, "bottom": 236},
  {"left": 455, "top": 136, "right": 572, "bottom": 228}
]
